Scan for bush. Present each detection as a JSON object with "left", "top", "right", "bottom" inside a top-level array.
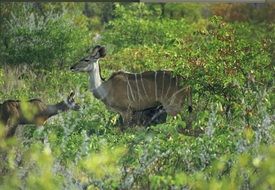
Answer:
[
  {"left": 1, "top": 4, "right": 91, "bottom": 68},
  {"left": 0, "top": 3, "right": 274, "bottom": 190},
  {"left": 101, "top": 3, "right": 193, "bottom": 50}
]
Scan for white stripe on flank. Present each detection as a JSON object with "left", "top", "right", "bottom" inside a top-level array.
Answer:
[
  {"left": 167, "top": 86, "right": 188, "bottom": 107},
  {"left": 141, "top": 73, "right": 149, "bottom": 99},
  {"left": 127, "top": 76, "right": 135, "bottom": 102},
  {"left": 165, "top": 74, "right": 172, "bottom": 100},
  {"left": 135, "top": 74, "right": 142, "bottom": 101},
  {"left": 155, "top": 71, "right": 158, "bottom": 101},
  {"left": 126, "top": 79, "right": 131, "bottom": 102},
  {"left": 172, "top": 87, "right": 186, "bottom": 98},
  {"left": 161, "top": 71, "right": 165, "bottom": 101},
  {"left": 167, "top": 88, "right": 186, "bottom": 107}
]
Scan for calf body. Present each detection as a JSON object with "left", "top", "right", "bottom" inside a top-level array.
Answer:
[{"left": 0, "top": 92, "right": 79, "bottom": 138}]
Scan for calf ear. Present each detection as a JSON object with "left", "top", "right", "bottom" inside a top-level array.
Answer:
[{"left": 68, "top": 91, "right": 75, "bottom": 102}]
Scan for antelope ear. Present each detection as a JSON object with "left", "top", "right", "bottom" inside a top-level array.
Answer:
[
  {"left": 68, "top": 91, "right": 75, "bottom": 101},
  {"left": 98, "top": 46, "right": 106, "bottom": 58},
  {"left": 91, "top": 45, "right": 106, "bottom": 59}
]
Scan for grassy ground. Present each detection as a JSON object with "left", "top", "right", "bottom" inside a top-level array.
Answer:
[{"left": 0, "top": 64, "right": 274, "bottom": 189}]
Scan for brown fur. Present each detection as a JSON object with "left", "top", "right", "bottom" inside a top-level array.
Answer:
[
  {"left": 71, "top": 46, "right": 192, "bottom": 128},
  {"left": 98, "top": 70, "right": 190, "bottom": 124},
  {"left": 0, "top": 92, "right": 79, "bottom": 138}
]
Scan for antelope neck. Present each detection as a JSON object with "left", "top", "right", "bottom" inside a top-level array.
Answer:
[
  {"left": 88, "top": 60, "right": 103, "bottom": 90},
  {"left": 45, "top": 101, "right": 68, "bottom": 117},
  {"left": 88, "top": 61, "right": 107, "bottom": 100}
]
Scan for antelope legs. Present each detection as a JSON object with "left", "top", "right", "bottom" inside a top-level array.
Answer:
[
  {"left": 6, "top": 125, "right": 17, "bottom": 138},
  {"left": 118, "top": 106, "right": 167, "bottom": 128},
  {"left": 119, "top": 110, "right": 133, "bottom": 130},
  {"left": 4, "top": 117, "right": 19, "bottom": 138}
]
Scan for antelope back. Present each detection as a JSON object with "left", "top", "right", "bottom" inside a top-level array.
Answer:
[
  {"left": 0, "top": 99, "right": 48, "bottom": 124},
  {"left": 28, "top": 99, "right": 48, "bottom": 114},
  {"left": 114, "top": 71, "right": 183, "bottom": 103}
]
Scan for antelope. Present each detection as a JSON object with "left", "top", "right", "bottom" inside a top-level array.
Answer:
[
  {"left": 118, "top": 105, "right": 167, "bottom": 127},
  {"left": 70, "top": 45, "right": 193, "bottom": 130},
  {"left": 0, "top": 92, "right": 80, "bottom": 138}
]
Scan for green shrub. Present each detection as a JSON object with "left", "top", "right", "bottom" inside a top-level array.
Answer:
[
  {"left": 0, "top": 3, "right": 274, "bottom": 190},
  {"left": 101, "top": 3, "right": 193, "bottom": 50},
  {"left": 1, "top": 4, "right": 91, "bottom": 68}
]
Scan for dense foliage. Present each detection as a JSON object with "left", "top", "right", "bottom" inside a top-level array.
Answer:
[
  {"left": 0, "top": 3, "right": 91, "bottom": 67},
  {"left": 0, "top": 3, "right": 274, "bottom": 190}
]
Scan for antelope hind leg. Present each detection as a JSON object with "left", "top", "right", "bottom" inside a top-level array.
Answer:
[
  {"left": 117, "top": 112, "right": 143, "bottom": 127},
  {"left": 117, "top": 106, "right": 168, "bottom": 127},
  {"left": 118, "top": 110, "right": 134, "bottom": 130}
]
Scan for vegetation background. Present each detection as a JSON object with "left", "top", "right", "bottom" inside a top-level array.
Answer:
[{"left": 0, "top": 2, "right": 274, "bottom": 190}]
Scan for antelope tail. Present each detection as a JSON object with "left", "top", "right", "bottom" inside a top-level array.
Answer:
[
  {"left": 187, "top": 86, "right": 192, "bottom": 113},
  {"left": 185, "top": 85, "right": 193, "bottom": 129}
]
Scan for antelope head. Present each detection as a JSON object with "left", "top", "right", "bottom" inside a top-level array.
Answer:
[
  {"left": 70, "top": 45, "right": 106, "bottom": 72},
  {"left": 65, "top": 91, "right": 81, "bottom": 111}
]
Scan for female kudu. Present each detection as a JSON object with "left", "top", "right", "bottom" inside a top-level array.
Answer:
[{"left": 70, "top": 46, "right": 193, "bottom": 131}]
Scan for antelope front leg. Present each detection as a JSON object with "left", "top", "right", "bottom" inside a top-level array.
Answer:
[
  {"left": 5, "top": 118, "right": 18, "bottom": 138},
  {"left": 119, "top": 110, "right": 133, "bottom": 130},
  {"left": 6, "top": 124, "right": 18, "bottom": 138},
  {"left": 185, "top": 111, "right": 193, "bottom": 129}
]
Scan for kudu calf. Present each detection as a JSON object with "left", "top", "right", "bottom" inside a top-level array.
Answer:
[
  {"left": 118, "top": 105, "right": 167, "bottom": 127},
  {"left": 70, "top": 46, "right": 193, "bottom": 130},
  {"left": 0, "top": 92, "right": 80, "bottom": 138}
]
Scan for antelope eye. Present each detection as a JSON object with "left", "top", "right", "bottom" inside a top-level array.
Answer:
[{"left": 80, "top": 58, "right": 90, "bottom": 62}]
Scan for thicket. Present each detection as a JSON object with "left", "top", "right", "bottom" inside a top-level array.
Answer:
[
  {"left": 0, "top": 3, "right": 274, "bottom": 190},
  {"left": 0, "top": 3, "right": 91, "bottom": 68}
]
